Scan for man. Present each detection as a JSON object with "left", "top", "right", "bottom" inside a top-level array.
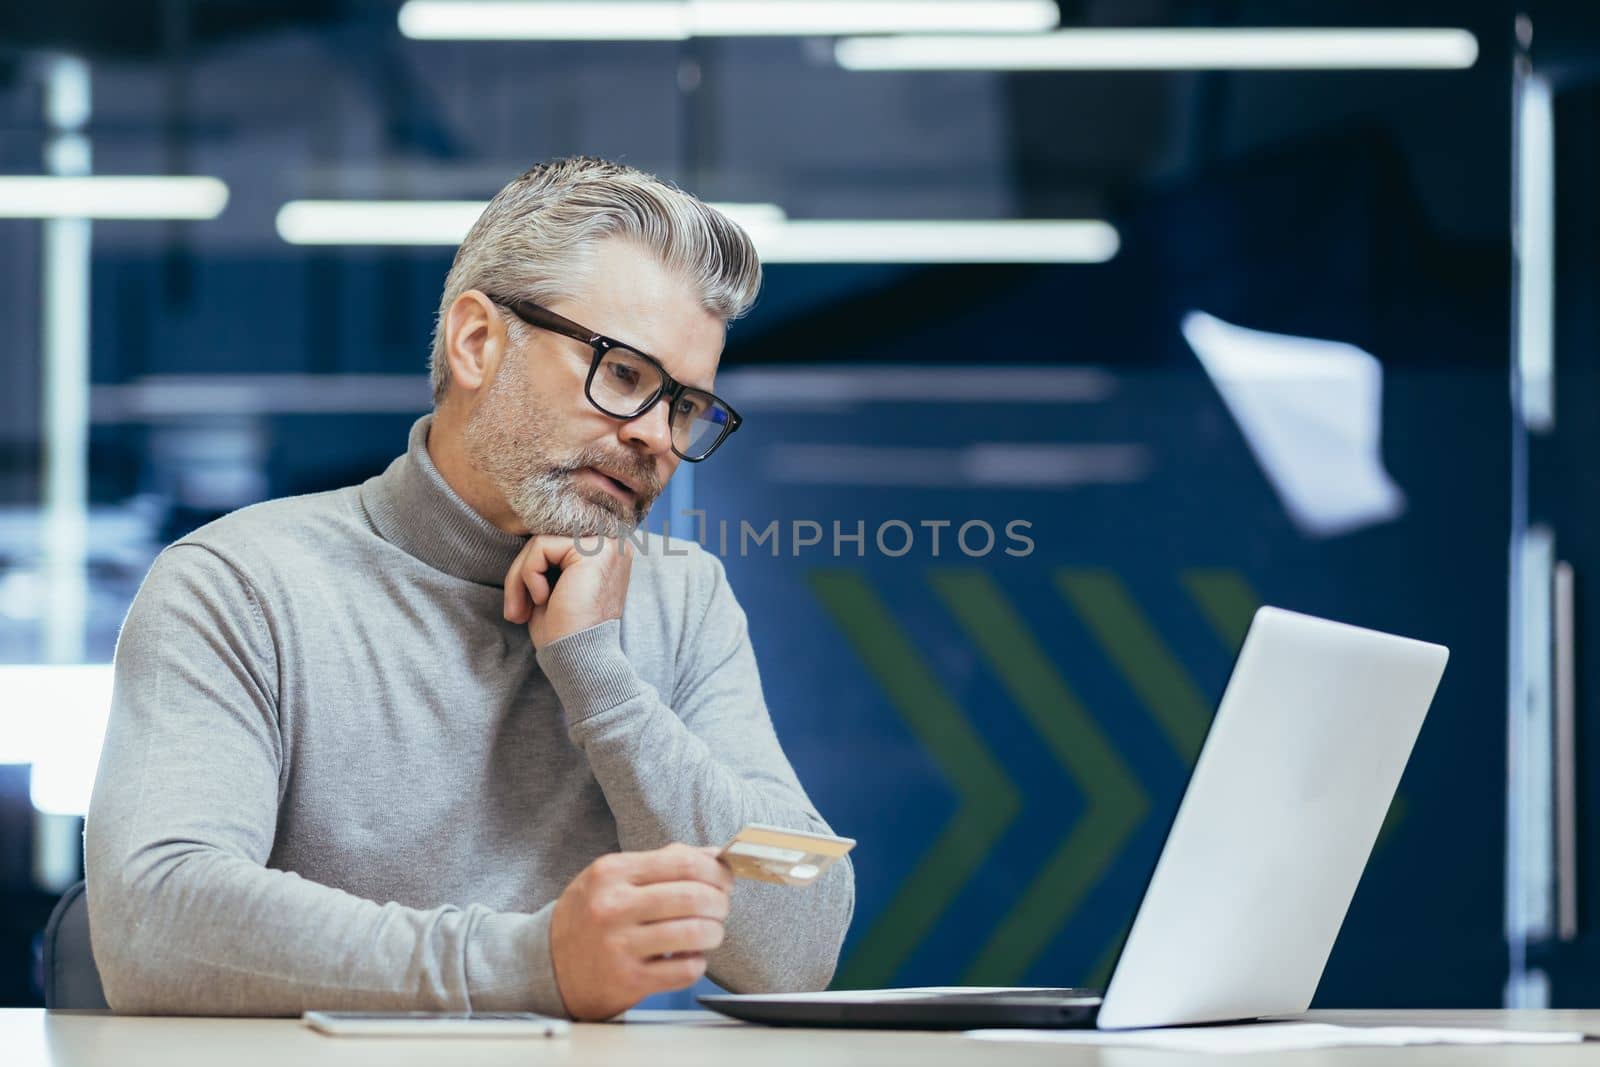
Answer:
[{"left": 84, "top": 157, "right": 854, "bottom": 1020}]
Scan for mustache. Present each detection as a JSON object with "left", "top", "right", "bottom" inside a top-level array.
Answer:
[{"left": 563, "top": 448, "right": 661, "bottom": 498}]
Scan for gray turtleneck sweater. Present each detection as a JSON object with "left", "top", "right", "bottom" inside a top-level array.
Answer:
[{"left": 84, "top": 415, "right": 853, "bottom": 1016}]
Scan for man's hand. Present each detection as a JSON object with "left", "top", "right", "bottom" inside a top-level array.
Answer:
[
  {"left": 503, "top": 534, "right": 633, "bottom": 650},
  {"left": 549, "top": 843, "right": 734, "bottom": 1021}
]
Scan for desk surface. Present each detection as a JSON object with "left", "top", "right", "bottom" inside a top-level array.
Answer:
[{"left": 7, "top": 1009, "right": 1600, "bottom": 1066}]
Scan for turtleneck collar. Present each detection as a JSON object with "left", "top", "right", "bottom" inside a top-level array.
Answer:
[{"left": 360, "top": 414, "right": 529, "bottom": 587}]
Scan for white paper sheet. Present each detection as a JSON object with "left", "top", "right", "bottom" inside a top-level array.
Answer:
[
  {"left": 1180, "top": 310, "right": 1407, "bottom": 539},
  {"left": 966, "top": 1022, "right": 1586, "bottom": 1054}
]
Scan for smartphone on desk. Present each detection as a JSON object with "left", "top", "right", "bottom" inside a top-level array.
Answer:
[{"left": 302, "top": 1010, "right": 569, "bottom": 1038}]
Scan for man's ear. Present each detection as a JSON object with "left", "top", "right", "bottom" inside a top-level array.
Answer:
[{"left": 443, "top": 289, "right": 507, "bottom": 394}]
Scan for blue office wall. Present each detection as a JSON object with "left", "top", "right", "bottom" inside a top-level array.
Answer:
[{"left": 692, "top": 138, "right": 1508, "bottom": 1007}]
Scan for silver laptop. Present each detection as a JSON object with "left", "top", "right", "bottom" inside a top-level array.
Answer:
[{"left": 701, "top": 606, "right": 1449, "bottom": 1030}]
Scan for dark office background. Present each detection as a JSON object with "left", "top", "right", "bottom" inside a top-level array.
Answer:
[{"left": 7, "top": 0, "right": 1600, "bottom": 1012}]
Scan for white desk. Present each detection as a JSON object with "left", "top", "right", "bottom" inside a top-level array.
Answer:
[{"left": 5, "top": 1009, "right": 1598, "bottom": 1066}]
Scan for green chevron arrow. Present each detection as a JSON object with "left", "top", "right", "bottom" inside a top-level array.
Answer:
[
  {"left": 1057, "top": 569, "right": 1212, "bottom": 763},
  {"left": 1053, "top": 567, "right": 1221, "bottom": 977},
  {"left": 929, "top": 569, "right": 1147, "bottom": 985},
  {"left": 809, "top": 569, "right": 1022, "bottom": 989},
  {"left": 1181, "top": 569, "right": 1261, "bottom": 652},
  {"left": 1084, "top": 918, "right": 1133, "bottom": 989}
]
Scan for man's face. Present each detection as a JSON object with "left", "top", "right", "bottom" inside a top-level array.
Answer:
[{"left": 463, "top": 238, "right": 727, "bottom": 537}]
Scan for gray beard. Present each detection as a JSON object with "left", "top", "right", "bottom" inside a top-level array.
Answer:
[
  {"left": 501, "top": 464, "right": 643, "bottom": 538},
  {"left": 460, "top": 348, "right": 656, "bottom": 538}
]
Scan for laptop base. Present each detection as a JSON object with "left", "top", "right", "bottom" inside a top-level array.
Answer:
[{"left": 698, "top": 988, "right": 1103, "bottom": 1029}]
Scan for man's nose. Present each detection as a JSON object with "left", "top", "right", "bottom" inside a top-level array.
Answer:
[{"left": 620, "top": 397, "right": 674, "bottom": 455}]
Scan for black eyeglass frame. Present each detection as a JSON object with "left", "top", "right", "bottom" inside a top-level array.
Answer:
[{"left": 485, "top": 293, "right": 743, "bottom": 462}]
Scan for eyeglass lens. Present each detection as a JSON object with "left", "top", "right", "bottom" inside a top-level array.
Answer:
[{"left": 590, "top": 347, "right": 731, "bottom": 459}]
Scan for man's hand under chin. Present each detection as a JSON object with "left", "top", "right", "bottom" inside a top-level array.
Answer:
[{"left": 503, "top": 533, "right": 635, "bottom": 649}]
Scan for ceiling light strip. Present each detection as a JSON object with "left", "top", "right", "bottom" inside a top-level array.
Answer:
[
  {"left": 398, "top": 0, "right": 1059, "bottom": 41},
  {"left": 277, "top": 202, "right": 1118, "bottom": 263},
  {"left": 836, "top": 28, "right": 1479, "bottom": 71},
  {"left": 0, "top": 176, "right": 229, "bottom": 220}
]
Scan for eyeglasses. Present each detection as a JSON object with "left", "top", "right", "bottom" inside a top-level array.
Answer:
[{"left": 485, "top": 294, "right": 742, "bottom": 462}]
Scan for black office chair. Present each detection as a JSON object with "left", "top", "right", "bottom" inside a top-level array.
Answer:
[{"left": 43, "top": 880, "right": 108, "bottom": 1009}]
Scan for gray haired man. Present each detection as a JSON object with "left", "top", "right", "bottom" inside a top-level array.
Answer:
[{"left": 85, "top": 157, "right": 854, "bottom": 1020}]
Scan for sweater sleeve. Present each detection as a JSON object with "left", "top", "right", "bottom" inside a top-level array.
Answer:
[
  {"left": 84, "top": 544, "right": 565, "bottom": 1017},
  {"left": 534, "top": 545, "right": 855, "bottom": 994}
]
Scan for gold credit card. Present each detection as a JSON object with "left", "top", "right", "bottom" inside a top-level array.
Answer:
[{"left": 718, "top": 823, "right": 856, "bottom": 887}]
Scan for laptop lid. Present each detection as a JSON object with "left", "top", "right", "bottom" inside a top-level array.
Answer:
[{"left": 1094, "top": 606, "right": 1448, "bottom": 1029}]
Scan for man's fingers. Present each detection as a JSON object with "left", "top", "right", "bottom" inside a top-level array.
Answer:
[
  {"left": 503, "top": 553, "right": 532, "bottom": 623},
  {"left": 628, "top": 880, "right": 731, "bottom": 924},
  {"left": 503, "top": 536, "right": 576, "bottom": 622},
  {"left": 627, "top": 918, "right": 725, "bottom": 959},
  {"left": 640, "top": 952, "right": 709, "bottom": 990},
  {"left": 502, "top": 540, "right": 542, "bottom": 622},
  {"left": 621, "top": 843, "right": 735, "bottom": 891},
  {"left": 697, "top": 845, "right": 734, "bottom": 881}
]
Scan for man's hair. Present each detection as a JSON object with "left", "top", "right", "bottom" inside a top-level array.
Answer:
[{"left": 429, "top": 156, "right": 763, "bottom": 404}]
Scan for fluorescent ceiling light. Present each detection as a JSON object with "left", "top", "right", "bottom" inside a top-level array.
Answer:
[
  {"left": 275, "top": 199, "right": 785, "bottom": 245},
  {"left": 398, "top": 0, "right": 1058, "bottom": 41},
  {"left": 0, "top": 176, "right": 228, "bottom": 220},
  {"left": 713, "top": 201, "right": 788, "bottom": 227},
  {"left": 693, "top": 0, "right": 1057, "bottom": 36},
  {"left": 276, "top": 200, "right": 485, "bottom": 245},
  {"left": 278, "top": 201, "right": 1118, "bottom": 263},
  {"left": 746, "top": 219, "right": 1119, "bottom": 264},
  {"left": 401, "top": 1, "right": 684, "bottom": 40},
  {"left": 836, "top": 28, "right": 1479, "bottom": 71}
]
